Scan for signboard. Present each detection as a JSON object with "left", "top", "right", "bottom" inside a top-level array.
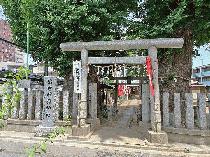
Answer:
[{"left": 73, "top": 60, "right": 82, "bottom": 93}]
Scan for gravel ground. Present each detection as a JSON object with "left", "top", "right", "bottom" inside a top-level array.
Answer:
[
  {"left": 1, "top": 99, "right": 210, "bottom": 157},
  {"left": 0, "top": 149, "right": 185, "bottom": 157}
]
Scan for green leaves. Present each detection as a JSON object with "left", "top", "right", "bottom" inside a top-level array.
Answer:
[
  {"left": 0, "top": 119, "right": 6, "bottom": 128},
  {"left": 15, "top": 66, "right": 31, "bottom": 80},
  {"left": 40, "top": 142, "right": 47, "bottom": 153},
  {"left": 25, "top": 146, "right": 36, "bottom": 157},
  {"left": 25, "top": 141, "right": 47, "bottom": 157},
  {"left": 25, "top": 127, "right": 65, "bottom": 157},
  {"left": 134, "top": 0, "right": 210, "bottom": 45},
  {"left": 0, "top": 67, "right": 29, "bottom": 120},
  {"left": 1, "top": 0, "right": 139, "bottom": 76}
]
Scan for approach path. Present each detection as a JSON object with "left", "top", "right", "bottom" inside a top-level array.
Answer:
[{"left": 89, "top": 99, "right": 148, "bottom": 145}]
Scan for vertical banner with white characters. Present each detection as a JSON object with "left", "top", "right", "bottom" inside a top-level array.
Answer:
[{"left": 73, "top": 60, "right": 82, "bottom": 93}]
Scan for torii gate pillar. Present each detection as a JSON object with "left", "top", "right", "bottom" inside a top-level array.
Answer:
[
  {"left": 72, "top": 49, "right": 91, "bottom": 136},
  {"left": 147, "top": 46, "right": 168, "bottom": 143}
]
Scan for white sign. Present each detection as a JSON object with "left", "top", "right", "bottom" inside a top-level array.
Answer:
[{"left": 73, "top": 60, "right": 82, "bottom": 93}]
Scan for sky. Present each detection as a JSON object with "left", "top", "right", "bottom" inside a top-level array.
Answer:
[
  {"left": 23, "top": 53, "right": 35, "bottom": 65},
  {"left": 193, "top": 45, "right": 210, "bottom": 68},
  {"left": 0, "top": 6, "right": 5, "bottom": 19}
]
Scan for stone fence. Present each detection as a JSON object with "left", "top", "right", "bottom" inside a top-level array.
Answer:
[
  {"left": 0, "top": 81, "right": 72, "bottom": 122},
  {"left": 141, "top": 84, "right": 210, "bottom": 144},
  {"left": 162, "top": 92, "right": 210, "bottom": 144},
  {"left": 162, "top": 92, "right": 209, "bottom": 129},
  {"left": 0, "top": 76, "right": 98, "bottom": 133}
]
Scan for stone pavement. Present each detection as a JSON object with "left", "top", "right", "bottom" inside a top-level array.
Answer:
[
  {"left": 89, "top": 99, "right": 145, "bottom": 145},
  {"left": 116, "top": 106, "right": 136, "bottom": 128}
]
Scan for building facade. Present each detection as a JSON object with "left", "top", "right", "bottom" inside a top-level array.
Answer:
[
  {"left": 0, "top": 20, "right": 24, "bottom": 70},
  {"left": 192, "top": 64, "right": 210, "bottom": 92}
]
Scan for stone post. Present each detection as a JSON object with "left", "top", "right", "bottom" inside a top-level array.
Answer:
[
  {"left": 174, "top": 93, "right": 181, "bottom": 128},
  {"left": 35, "top": 76, "right": 57, "bottom": 136},
  {"left": 72, "top": 92, "right": 78, "bottom": 125},
  {"left": 198, "top": 93, "right": 207, "bottom": 129},
  {"left": 89, "top": 83, "right": 98, "bottom": 119},
  {"left": 88, "top": 83, "right": 100, "bottom": 128},
  {"left": 11, "top": 85, "right": 19, "bottom": 119},
  {"left": 19, "top": 88, "right": 27, "bottom": 120},
  {"left": 11, "top": 101, "right": 18, "bottom": 119},
  {"left": 148, "top": 46, "right": 161, "bottom": 132},
  {"left": 79, "top": 49, "right": 88, "bottom": 126},
  {"left": 163, "top": 92, "right": 169, "bottom": 127},
  {"left": 141, "top": 83, "right": 150, "bottom": 123},
  {"left": 63, "top": 90, "right": 69, "bottom": 120},
  {"left": 18, "top": 79, "right": 31, "bottom": 120},
  {"left": 113, "top": 80, "right": 118, "bottom": 116},
  {"left": 185, "top": 93, "right": 194, "bottom": 129},
  {"left": 27, "top": 89, "right": 34, "bottom": 120},
  {"left": 35, "top": 88, "right": 43, "bottom": 120}
]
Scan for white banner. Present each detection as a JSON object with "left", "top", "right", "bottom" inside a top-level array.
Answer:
[{"left": 73, "top": 60, "right": 82, "bottom": 93}]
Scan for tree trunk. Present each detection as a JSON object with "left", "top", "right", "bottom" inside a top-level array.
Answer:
[{"left": 159, "top": 28, "right": 193, "bottom": 126}]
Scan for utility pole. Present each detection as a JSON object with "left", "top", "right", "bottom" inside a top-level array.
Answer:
[
  {"left": 26, "top": 22, "right": 29, "bottom": 68},
  {"left": 200, "top": 59, "right": 204, "bottom": 83}
]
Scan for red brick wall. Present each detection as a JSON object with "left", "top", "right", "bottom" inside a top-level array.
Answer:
[
  {"left": 0, "top": 20, "right": 12, "bottom": 41},
  {"left": 0, "top": 20, "right": 20, "bottom": 63}
]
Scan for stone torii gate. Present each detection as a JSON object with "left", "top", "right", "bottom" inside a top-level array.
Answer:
[{"left": 60, "top": 38, "right": 184, "bottom": 143}]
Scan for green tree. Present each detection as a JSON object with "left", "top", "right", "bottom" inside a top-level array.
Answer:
[
  {"left": 0, "top": 0, "right": 138, "bottom": 76},
  {"left": 129, "top": 0, "right": 210, "bottom": 95}
]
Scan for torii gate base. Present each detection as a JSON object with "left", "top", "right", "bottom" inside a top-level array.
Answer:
[
  {"left": 71, "top": 120, "right": 100, "bottom": 137},
  {"left": 71, "top": 125, "right": 91, "bottom": 137},
  {"left": 61, "top": 38, "right": 184, "bottom": 143},
  {"left": 148, "top": 131, "right": 168, "bottom": 144}
]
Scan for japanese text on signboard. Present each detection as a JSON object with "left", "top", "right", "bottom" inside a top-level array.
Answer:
[{"left": 73, "top": 61, "right": 82, "bottom": 93}]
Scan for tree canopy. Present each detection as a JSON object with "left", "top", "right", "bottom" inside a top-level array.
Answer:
[
  {"left": 128, "top": 0, "right": 210, "bottom": 93},
  {"left": 0, "top": 0, "right": 138, "bottom": 76},
  {"left": 1, "top": 0, "right": 210, "bottom": 87},
  {"left": 130, "top": 0, "right": 210, "bottom": 46}
]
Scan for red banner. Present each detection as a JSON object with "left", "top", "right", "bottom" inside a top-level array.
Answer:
[
  {"left": 146, "top": 56, "right": 155, "bottom": 96},
  {"left": 118, "top": 84, "right": 124, "bottom": 96}
]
